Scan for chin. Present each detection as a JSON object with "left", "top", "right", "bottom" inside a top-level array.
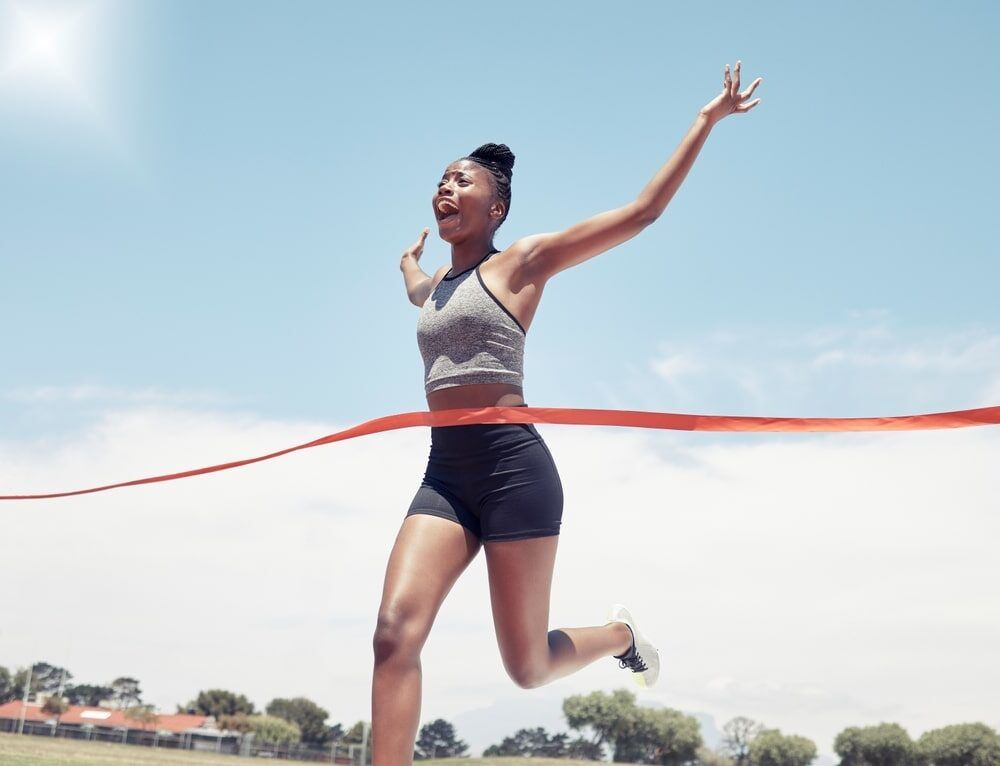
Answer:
[{"left": 435, "top": 224, "right": 461, "bottom": 243}]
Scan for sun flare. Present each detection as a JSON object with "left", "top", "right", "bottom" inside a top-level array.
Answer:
[{"left": 0, "top": 0, "right": 109, "bottom": 121}]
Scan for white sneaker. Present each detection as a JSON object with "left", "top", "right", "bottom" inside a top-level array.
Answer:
[{"left": 606, "top": 603, "right": 660, "bottom": 688}]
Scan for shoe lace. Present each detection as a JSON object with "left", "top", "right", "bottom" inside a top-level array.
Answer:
[{"left": 618, "top": 651, "right": 648, "bottom": 673}]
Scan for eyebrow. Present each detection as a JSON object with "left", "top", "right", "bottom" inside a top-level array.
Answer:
[{"left": 440, "top": 170, "right": 473, "bottom": 180}]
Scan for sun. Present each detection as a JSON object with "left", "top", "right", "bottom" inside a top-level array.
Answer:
[{"left": 0, "top": 0, "right": 109, "bottom": 121}]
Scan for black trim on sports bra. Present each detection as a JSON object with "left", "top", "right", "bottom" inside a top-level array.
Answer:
[
  {"left": 442, "top": 248, "right": 500, "bottom": 280},
  {"left": 475, "top": 266, "right": 527, "bottom": 335}
]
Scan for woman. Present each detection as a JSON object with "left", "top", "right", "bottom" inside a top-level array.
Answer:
[{"left": 384, "top": 60, "right": 762, "bottom": 762}]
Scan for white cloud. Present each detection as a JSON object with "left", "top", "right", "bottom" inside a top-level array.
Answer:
[
  {"left": 650, "top": 350, "right": 703, "bottom": 381},
  {"left": 980, "top": 376, "right": 1000, "bottom": 406},
  {"left": 2, "top": 383, "right": 238, "bottom": 405},
  {"left": 810, "top": 332, "right": 1000, "bottom": 373},
  {"left": 628, "top": 314, "right": 1000, "bottom": 415},
  {"left": 847, "top": 308, "right": 890, "bottom": 321},
  {"left": 2, "top": 403, "right": 998, "bottom": 756}
]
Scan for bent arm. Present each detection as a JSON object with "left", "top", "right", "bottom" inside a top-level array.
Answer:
[
  {"left": 400, "top": 227, "right": 438, "bottom": 306},
  {"left": 402, "top": 256, "right": 448, "bottom": 307},
  {"left": 521, "top": 111, "right": 716, "bottom": 282},
  {"left": 402, "top": 256, "right": 431, "bottom": 306}
]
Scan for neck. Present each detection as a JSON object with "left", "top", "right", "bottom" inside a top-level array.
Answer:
[{"left": 449, "top": 236, "right": 497, "bottom": 274}]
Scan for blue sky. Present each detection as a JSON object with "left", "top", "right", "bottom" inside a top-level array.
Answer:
[
  {"left": 2, "top": 0, "right": 999, "bottom": 757},
  {"left": 3, "top": 0, "right": 998, "bottom": 437}
]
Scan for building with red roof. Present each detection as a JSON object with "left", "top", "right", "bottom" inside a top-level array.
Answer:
[{"left": 0, "top": 699, "right": 240, "bottom": 752}]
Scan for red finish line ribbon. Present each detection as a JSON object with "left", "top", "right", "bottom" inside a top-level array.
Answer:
[{"left": 2, "top": 404, "right": 998, "bottom": 501}]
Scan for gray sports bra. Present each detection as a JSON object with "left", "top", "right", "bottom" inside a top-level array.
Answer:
[{"left": 416, "top": 250, "right": 526, "bottom": 395}]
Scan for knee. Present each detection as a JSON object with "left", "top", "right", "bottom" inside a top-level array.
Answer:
[
  {"left": 372, "top": 611, "right": 426, "bottom": 666},
  {"left": 505, "top": 661, "right": 547, "bottom": 690}
]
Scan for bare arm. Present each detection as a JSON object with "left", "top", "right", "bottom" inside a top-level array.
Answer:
[
  {"left": 634, "top": 111, "right": 715, "bottom": 224},
  {"left": 400, "top": 228, "right": 434, "bottom": 305},
  {"left": 637, "top": 61, "right": 763, "bottom": 221},
  {"left": 521, "top": 60, "right": 762, "bottom": 282}
]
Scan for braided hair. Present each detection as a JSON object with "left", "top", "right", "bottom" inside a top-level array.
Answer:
[{"left": 460, "top": 142, "right": 515, "bottom": 230}]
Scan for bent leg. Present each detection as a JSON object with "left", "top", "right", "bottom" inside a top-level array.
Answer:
[
  {"left": 484, "top": 535, "right": 633, "bottom": 689},
  {"left": 372, "top": 514, "right": 480, "bottom": 765}
]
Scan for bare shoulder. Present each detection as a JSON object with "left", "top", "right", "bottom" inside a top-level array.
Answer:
[
  {"left": 509, "top": 234, "right": 546, "bottom": 259},
  {"left": 490, "top": 237, "right": 545, "bottom": 288}
]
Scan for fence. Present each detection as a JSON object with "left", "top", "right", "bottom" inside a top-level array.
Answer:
[{"left": 0, "top": 719, "right": 362, "bottom": 763}]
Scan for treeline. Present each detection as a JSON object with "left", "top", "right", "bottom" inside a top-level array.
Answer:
[
  {"left": 0, "top": 662, "right": 142, "bottom": 709},
  {"left": 481, "top": 690, "right": 1000, "bottom": 766},
  {"left": 177, "top": 688, "right": 352, "bottom": 748},
  {"left": 0, "top": 662, "right": 356, "bottom": 750},
  {"left": 5, "top": 663, "right": 999, "bottom": 765}
]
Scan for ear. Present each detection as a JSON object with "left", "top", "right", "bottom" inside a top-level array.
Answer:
[{"left": 490, "top": 201, "right": 505, "bottom": 221}]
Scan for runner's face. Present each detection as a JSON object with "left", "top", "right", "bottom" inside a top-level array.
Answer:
[{"left": 432, "top": 160, "right": 501, "bottom": 240}]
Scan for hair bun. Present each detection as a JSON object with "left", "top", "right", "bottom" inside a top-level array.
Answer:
[{"left": 468, "top": 143, "right": 515, "bottom": 176}]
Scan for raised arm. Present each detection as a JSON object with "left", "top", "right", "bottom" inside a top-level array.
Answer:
[
  {"left": 400, "top": 227, "right": 450, "bottom": 306},
  {"left": 519, "top": 60, "right": 762, "bottom": 283}
]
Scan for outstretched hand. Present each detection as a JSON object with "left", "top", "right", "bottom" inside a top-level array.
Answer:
[
  {"left": 400, "top": 227, "right": 429, "bottom": 271},
  {"left": 699, "top": 60, "right": 762, "bottom": 125}
]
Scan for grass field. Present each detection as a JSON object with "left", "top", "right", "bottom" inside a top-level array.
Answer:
[{"left": 0, "top": 732, "right": 597, "bottom": 766}]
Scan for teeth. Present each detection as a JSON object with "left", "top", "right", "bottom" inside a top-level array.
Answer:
[{"left": 437, "top": 201, "right": 458, "bottom": 216}]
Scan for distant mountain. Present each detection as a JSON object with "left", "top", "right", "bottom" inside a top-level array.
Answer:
[{"left": 453, "top": 694, "right": 570, "bottom": 755}]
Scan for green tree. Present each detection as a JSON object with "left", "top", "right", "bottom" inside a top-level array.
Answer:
[
  {"left": 749, "top": 728, "right": 817, "bottom": 766},
  {"left": 615, "top": 706, "right": 703, "bottom": 765},
  {"left": 218, "top": 712, "right": 255, "bottom": 734},
  {"left": 343, "top": 721, "right": 373, "bottom": 765},
  {"left": 483, "top": 726, "right": 570, "bottom": 757},
  {"left": 250, "top": 714, "right": 301, "bottom": 745},
  {"left": 723, "top": 717, "right": 765, "bottom": 766},
  {"left": 266, "top": 696, "right": 333, "bottom": 747},
  {"left": 563, "top": 688, "right": 702, "bottom": 764},
  {"left": 12, "top": 662, "right": 72, "bottom": 701},
  {"left": 834, "top": 723, "right": 916, "bottom": 766},
  {"left": 0, "top": 666, "right": 14, "bottom": 703},
  {"left": 41, "top": 695, "right": 70, "bottom": 730},
  {"left": 563, "top": 688, "right": 638, "bottom": 757},
  {"left": 63, "top": 684, "right": 114, "bottom": 706},
  {"left": 651, "top": 707, "right": 703, "bottom": 766},
  {"left": 699, "top": 745, "right": 736, "bottom": 766},
  {"left": 34, "top": 663, "right": 72, "bottom": 694},
  {"left": 415, "top": 718, "right": 468, "bottom": 759},
  {"left": 180, "top": 689, "right": 256, "bottom": 718},
  {"left": 110, "top": 677, "right": 142, "bottom": 709},
  {"left": 11, "top": 668, "right": 32, "bottom": 702},
  {"left": 568, "top": 736, "right": 609, "bottom": 760},
  {"left": 917, "top": 723, "right": 1000, "bottom": 766},
  {"left": 123, "top": 704, "right": 158, "bottom": 733}
]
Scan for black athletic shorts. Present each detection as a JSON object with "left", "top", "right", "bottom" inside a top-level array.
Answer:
[{"left": 405, "top": 406, "right": 563, "bottom": 542}]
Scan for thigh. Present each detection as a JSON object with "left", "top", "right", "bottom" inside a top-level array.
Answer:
[
  {"left": 406, "top": 429, "right": 484, "bottom": 539},
  {"left": 377, "top": 513, "right": 481, "bottom": 641},
  {"left": 406, "top": 478, "right": 482, "bottom": 540},
  {"left": 483, "top": 534, "right": 559, "bottom": 672},
  {"left": 480, "top": 424, "right": 563, "bottom": 542}
]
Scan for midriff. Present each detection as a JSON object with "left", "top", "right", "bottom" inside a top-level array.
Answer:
[{"left": 426, "top": 382, "right": 526, "bottom": 411}]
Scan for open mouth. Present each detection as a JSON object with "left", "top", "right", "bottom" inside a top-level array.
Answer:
[{"left": 436, "top": 200, "right": 459, "bottom": 223}]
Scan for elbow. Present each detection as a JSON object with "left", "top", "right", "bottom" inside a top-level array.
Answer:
[{"left": 632, "top": 201, "right": 659, "bottom": 228}]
